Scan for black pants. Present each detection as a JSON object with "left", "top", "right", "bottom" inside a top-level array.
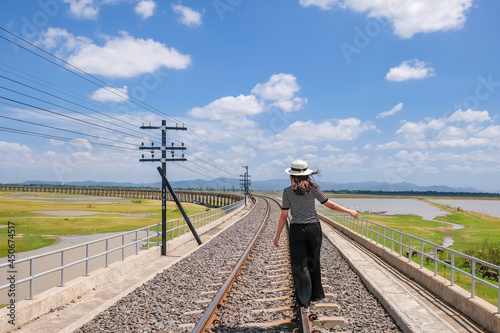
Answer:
[{"left": 289, "top": 222, "right": 324, "bottom": 308}]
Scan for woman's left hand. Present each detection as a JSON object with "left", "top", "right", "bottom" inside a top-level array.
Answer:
[
  {"left": 273, "top": 235, "right": 280, "bottom": 248},
  {"left": 349, "top": 209, "right": 359, "bottom": 219}
]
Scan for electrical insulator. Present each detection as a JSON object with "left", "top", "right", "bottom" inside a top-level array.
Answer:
[
  {"left": 172, "top": 142, "right": 174, "bottom": 146},
  {"left": 141, "top": 142, "right": 144, "bottom": 146},
  {"left": 182, "top": 154, "right": 184, "bottom": 157},
  {"left": 181, "top": 142, "right": 184, "bottom": 146},
  {"left": 142, "top": 154, "right": 144, "bottom": 158},
  {"left": 152, "top": 142, "right": 154, "bottom": 146}
]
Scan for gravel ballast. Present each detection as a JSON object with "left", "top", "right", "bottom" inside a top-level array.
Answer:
[{"left": 75, "top": 197, "right": 401, "bottom": 332}]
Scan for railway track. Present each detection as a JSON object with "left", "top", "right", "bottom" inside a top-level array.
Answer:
[
  {"left": 75, "top": 196, "right": 401, "bottom": 333},
  {"left": 193, "top": 196, "right": 348, "bottom": 332}
]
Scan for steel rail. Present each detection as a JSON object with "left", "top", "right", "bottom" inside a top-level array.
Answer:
[
  {"left": 192, "top": 196, "right": 271, "bottom": 332},
  {"left": 299, "top": 310, "right": 314, "bottom": 333}
]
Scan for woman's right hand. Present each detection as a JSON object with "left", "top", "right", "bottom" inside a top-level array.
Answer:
[{"left": 349, "top": 209, "right": 359, "bottom": 219}]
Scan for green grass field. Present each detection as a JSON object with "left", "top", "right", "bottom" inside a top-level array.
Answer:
[{"left": 0, "top": 192, "right": 208, "bottom": 257}]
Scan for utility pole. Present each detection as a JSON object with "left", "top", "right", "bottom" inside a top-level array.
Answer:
[
  {"left": 140, "top": 120, "right": 201, "bottom": 255},
  {"left": 240, "top": 166, "right": 255, "bottom": 205}
]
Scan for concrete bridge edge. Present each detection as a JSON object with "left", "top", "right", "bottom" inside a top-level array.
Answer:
[
  {"left": 0, "top": 202, "right": 249, "bottom": 333},
  {"left": 319, "top": 213, "right": 500, "bottom": 333}
]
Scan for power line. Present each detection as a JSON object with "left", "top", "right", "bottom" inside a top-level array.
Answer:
[
  {"left": 0, "top": 126, "right": 137, "bottom": 151},
  {"left": 0, "top": 29, "right": 178, "bottom": 123},
  {"left": 186, "top": 129, "right": 240, "bottom": 171},
  {"left": 0, "top": 95, "right": 152, "bottom": 141},
  {"left": 0, "top": 62, "right": 161, "bottom": 141},
  {"left": 0, "top": 26, "right": 240, "bottom": 178},
  {"left": 0, "top": 115, "right": 138, "bottom": 147},
  {"left": 0, "top": 74, "right": 156, "bottom": 141},
  {"left": 183, "top": 151, "right": 235, "bottom": 176}
]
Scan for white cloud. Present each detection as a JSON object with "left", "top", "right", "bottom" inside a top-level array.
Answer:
[
  {"left": 323, "top": 144, "right": 342, "bottom": 151},
  {"left": 0, "top": 141, "right": 31, "bottom": 153},
  {"left": 258, "top": 140, "right": 296, "bottom": 153},
  {"left": 388, "top": 150, "right": 437, "bottom": 174},
  {"left": 477, "top": 126, "right": 500, "bottom": 140},
  {"left": 230, "top": 145, "right": 254, "bottom": 154},
  {"left": 386, "top": 59, "right": 435, "bottom": 82},
  {"left": 252, "top": 73, "right": 299, "bottom": 100},
  {"left": 301, "top": 0, "right": 473, "bottom": 38},
  {"left": 38, "top": 29, "right": 191, "bottom": 78},
  {"left": 135, "top": 0, "right": 156, "bottom": 19},
  {"left": 45, "top": 151, "right": 57, "bottom": 157},
  {"left": 435, "top": 138, "right": 490, "bottom": 148},
  {"left": 270, "top": 98, "right": 307, "bottom": 112},
  {"left": 437, "top": 150, "right": 500, "bottom": 164},
  {"left": 49, "top": 139, "right": 65, "bottom": 146},
  {"left": 70, "top": 138, "right": 93, "bottom": 150},
  {"left": 395, "top": 150, "right": 432, "bottom": 164},
  {"left": 37, "top": 27, "right": 93, "bottom": 58},
  {"left": 187, "top": 73, "right": 305, "bottom": 128},
  {"left": 396, "top": 119, "right": 441, "bottom": 142},
  {"left": 251, "top": 73, "right": 307, "bottom": 112},
  {"left": 299, "top": 0, "right": 339, "bottom": 10},
  {"left": 64, "top": 0, "right": 99, "bottom": 19},
  {"left": 188, "top": 94, "right": 263, "bottom": 127},
  {"left": 448, "top": 109, "right": 492, "bottom": 123},
  {"left": 90, "top": 86, "right": 128, "bottom": 102},
  {"left": 314, "top": 153, "right": 369, "bottom": 173},
  {"left": 331, "top": 153, "right": 367, "bottom": 165},
  {"left": 392, "top": 109, "right": 500, "bottom": 151},
  {"left": 377, "top": 102, "right": 403, "bottom": 118},
  {"left": 437, "top": 126, "right": 466, "bottom": 140},
  {"left": 230, "top": 145, "right": 257, "bottom": 161},
  {"left": 172, "top": 4, "right": 203, "bottom": 28},
  {"left": 348, "top": 0, "right": 473, "bottom": 38},
  {"left": 277, "top": 118, "right": 377, "bottom": 142},
  {"left": 374, "top": 141, "right": 404, "bottom": 150}
]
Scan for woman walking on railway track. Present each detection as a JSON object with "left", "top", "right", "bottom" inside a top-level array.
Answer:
[{"left": 274, "top": 159, "right": 359, "bottom": 313}]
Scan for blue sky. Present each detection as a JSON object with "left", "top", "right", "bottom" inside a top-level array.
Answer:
[{"left": 0, "top": 0, "right": 499, "bottom": 191}]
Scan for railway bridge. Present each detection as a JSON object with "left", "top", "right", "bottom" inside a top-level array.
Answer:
[
  {"left": 0, "top": 185, "right": 240, "bottom": 207},
  {"left": 0, "top": 189, "right": 498, "bottom": 332}
]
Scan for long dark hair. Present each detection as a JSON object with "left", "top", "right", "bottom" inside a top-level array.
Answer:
[{"left": 290, "top": 171, "right": 320, "bottom": 196}]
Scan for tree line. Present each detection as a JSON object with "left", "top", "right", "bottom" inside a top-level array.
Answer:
[{"left": 323, "top": 190, "right": 500, "bottom": 198}]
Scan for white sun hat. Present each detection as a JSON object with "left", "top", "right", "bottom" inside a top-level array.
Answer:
[{"left": 285, "top": 159, "right": 314, "bottom": 176}]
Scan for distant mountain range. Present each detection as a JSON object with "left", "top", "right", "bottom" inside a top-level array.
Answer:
[{"left": 11, "top": 179, "right": 498, "bottom": 194}]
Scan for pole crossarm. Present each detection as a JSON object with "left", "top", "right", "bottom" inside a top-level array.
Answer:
[
  {"left": 139, "top": 158, "right": 187, "bottom": 162},
  {"left": 139, "top": 146, "right": 186, "bottom": 151},
  {"left": 141, "top": 125, "right": 187, "bottom": 131}
]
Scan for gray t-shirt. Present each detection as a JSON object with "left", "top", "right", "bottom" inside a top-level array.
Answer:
[{"left": 282, "top": 186, "right": 329, "bottom": 224}]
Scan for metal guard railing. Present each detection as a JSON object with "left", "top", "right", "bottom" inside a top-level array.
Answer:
[
  {"left": 321, "top": 210, "right": 500, "bottom": 313},
  {"left": 0, "top": 199, "right": 244, "bottom": 300}
]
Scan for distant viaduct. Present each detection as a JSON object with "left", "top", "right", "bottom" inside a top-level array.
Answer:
[{"left": 0, "top": 185, "right": 242, "bottom": 207}]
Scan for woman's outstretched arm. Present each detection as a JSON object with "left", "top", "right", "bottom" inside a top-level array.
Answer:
[{"left": 323, "top": 200, "right": 359, "bottom": 219}]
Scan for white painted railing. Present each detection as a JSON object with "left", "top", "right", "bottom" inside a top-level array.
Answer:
[
  {"left": 0, "top": 199, "right": 244, "bottom": 301},
  {"left": 322, "top": 210, "right": 500, "bottom": 312}
]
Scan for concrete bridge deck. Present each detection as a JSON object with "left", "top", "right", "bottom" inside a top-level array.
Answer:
[{"left": 4, "top": 205, "right": 490, "bottom": 333}]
